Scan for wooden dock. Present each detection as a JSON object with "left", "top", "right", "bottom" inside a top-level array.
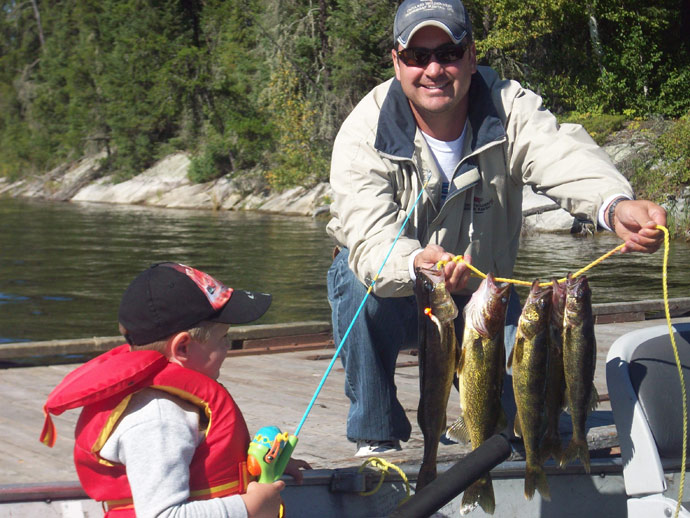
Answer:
[{"left": 1, "top": 311, "right": 690, "bottom": 488}]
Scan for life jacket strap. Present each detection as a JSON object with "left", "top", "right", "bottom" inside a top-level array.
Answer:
[{"left": 102, "top": 462, "right": 250, "bottom": 511}]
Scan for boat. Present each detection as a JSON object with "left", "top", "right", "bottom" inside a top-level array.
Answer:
[{"left": 1, "top": 311, "right": 690, "bottom": 517}]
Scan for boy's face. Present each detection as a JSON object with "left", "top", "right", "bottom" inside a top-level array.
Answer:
[{"left": 184, "top": 323, "right": 231, "bottom": 380}]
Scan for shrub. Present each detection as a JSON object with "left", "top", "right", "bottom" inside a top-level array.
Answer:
[
  {"left": 655, "top": 112, "right": 690, "bottom": 188},
  {"left": 188, "top": 132, "right": 233, "bottom": 184},
  {"left": 558, "top": 112, "right": 626, "bottom": 145},
  {"left": 627, "top": 113, "right": 690, "bottom": 238}
]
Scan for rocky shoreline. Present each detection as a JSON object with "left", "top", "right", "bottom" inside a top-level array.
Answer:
[
  {"left": 0, "top": 140, "right": 643, "bottom": 232},
  {"left": 0, "top": 152, "right": 333, "bottom": 218}
]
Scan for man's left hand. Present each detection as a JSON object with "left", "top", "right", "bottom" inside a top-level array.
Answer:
[{"left": 613, "top": 199, "right": 667, "bottom": 253}]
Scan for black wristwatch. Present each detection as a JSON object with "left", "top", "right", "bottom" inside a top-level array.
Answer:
[{"left": 607, "top": 197, "right": 628, "bottom": 231}]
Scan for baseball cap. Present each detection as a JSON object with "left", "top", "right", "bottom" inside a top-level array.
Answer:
[
  {"left": 394, "top": 0, "right": 472, "bottom": 49},
  {"left": 119, "top": 262, "right": 272, "bottom": 346}
]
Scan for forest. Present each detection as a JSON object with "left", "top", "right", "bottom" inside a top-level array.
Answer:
[{"left": 1, "top": 0, "right": 689, "bottom": 196}]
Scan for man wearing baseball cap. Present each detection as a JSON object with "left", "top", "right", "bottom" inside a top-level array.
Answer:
[
  {"left": 326, "top": 0, "right": 665, "bottom": 481},
  {"left": 41, "top": 262, "right": 309, "bottom": 517}
]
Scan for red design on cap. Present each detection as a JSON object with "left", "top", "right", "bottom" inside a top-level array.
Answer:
[{"left": 169, "top": 263, "right": 233, "bottom": 310}]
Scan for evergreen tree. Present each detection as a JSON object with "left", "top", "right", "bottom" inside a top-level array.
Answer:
[{"left": 1, "top": 0, "right": 688, "bottom": 184}]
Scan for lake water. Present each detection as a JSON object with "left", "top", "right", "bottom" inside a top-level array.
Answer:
[{"left": 1, "top": 197, "right": 688, "bottom": 343}]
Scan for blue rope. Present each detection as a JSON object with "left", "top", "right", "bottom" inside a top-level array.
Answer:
[{"left": 295, "top": 172, "right": 432, "bottom": 436}]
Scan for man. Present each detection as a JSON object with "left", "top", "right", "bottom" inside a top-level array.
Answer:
[{"left": 326, "top": 0, "right": 666, "bottom": 457}]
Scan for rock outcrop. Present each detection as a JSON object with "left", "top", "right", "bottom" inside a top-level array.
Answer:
[{"left": 1, "top": 152, "right": 332, "bottom": 217}]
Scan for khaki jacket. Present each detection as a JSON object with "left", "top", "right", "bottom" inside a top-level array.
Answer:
[{"left": 327, "top": 66, "right": 632, "bottom": 297}]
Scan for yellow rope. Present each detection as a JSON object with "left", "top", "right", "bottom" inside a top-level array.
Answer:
[
  {"left": 655, "top": 225, "right": 688, "bottom": 518},
  {"left": 358, "top": 457, "right": 411, "bottom": 504},
  {"left": 436, "top": 242, "right": 626, "bottom": 287}
]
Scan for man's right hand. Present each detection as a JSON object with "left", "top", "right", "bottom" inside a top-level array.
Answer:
[
  {"left": 242, "top": 480, "right": 285, "bottom": 518},
  {"left": 413, "top": 244, "right": 472, "bottom": 293}
]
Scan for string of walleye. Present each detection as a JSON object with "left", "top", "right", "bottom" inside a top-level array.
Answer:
[{"left": 414, "top": 251, "right": 608, "bottom": 516}]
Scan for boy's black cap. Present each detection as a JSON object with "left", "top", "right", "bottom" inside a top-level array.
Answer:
[{"left": 119, "top": 262, "right": 272, "bottom": 346}]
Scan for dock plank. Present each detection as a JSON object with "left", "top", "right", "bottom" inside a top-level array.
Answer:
[{"left": 1, "top": 315, "right": 689, "bottom": 485}]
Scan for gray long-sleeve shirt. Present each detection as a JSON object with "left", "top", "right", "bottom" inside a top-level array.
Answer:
[{"left": 100, "top": 388, "right": 248, "bottom": 518}]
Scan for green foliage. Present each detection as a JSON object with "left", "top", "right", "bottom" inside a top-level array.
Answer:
[
  {"left": 628, "top": 113, "right": 690, "bottom": 205},
  {"left": 657, "top": 67, "right": 690, "bottom": 118},
  {"left": 263, "top": 59, "right": 329, "bottom": 190},
  {"left": 327, "top": 0, "right": 398, "bottom": 107},
  {"left": 1, "top": 0, "right": 689, "bottom": 197},
  {"left": 558, "top": 112, "right": 626, "bottom": 145},
  {"left": 654, "top": 113, "right": 690, "bottom": 188},
  {"left": 466, "top": 0, "right": 570, "bottom": 80},
  {"left": 665, "top": 200, "right": 690, "bottom": 240},
  {"left": 188, "top": 117, "right": 273, "bottom": 184}
]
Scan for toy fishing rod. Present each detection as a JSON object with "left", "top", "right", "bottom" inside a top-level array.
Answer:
[
  {"left": 295, "top": 171, "right": 433, "bottom": 437},
  {"left": 247, "top": 172, "right": 432, "bottom": 483}
]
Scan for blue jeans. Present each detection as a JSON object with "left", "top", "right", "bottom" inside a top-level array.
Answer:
[{"left": 327, "top": 248, "right": 521, "bottom": 443}]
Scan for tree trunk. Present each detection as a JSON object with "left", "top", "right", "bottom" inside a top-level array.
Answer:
[
  {"left": 30, "top": 0, "right": 45, "bottom": 49},
  {"left": 586, "top": 2, "right": 604, "bottom": 74}
]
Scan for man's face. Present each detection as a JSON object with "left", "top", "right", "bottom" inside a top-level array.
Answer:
[{"left": 393, "top": 26, "right": 477, "bottom": 123}]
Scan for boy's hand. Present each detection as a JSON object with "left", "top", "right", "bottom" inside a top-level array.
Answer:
[
  {"left": 283, "top": 458, "right": 312, "bottom": 484},
  {"left": 241, "top": 481, "right": 284, "bottom": 518}
]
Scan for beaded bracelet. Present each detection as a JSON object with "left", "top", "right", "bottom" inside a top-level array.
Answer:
[{"left": 607, "top": 196, "right": 628, "bottom": 231}]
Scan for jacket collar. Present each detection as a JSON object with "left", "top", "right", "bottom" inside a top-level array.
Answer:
[{"left": 374, "top": 69, "right": 506, "bottom": 159}]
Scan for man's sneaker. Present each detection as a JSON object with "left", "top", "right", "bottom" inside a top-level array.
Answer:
[{"left": 355, "top": 440, "right": 402, "bottom": 457}]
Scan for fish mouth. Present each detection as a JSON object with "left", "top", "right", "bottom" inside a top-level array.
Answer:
[
  {"left": 468, "top": 273, "right": 511, "bottom": 337},
  {"left": 484, "top": 273, "right": 511, "bottom": 303},
  {"left": 527, "top": 279, "right": 553, "bottom": 308},
  {"left": 416, "top": 266, "right": 445, "bottom": 285},
  {"left": 566, "top": 273, "right": 591, "bottom": 301}
]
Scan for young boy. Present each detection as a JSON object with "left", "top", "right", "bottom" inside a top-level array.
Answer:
[{"left": 41, "top": 262, "right": 308, "bottom": 518}]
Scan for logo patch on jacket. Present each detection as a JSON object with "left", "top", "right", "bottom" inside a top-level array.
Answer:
[{"left": 464, "top": 196, "right": 493, "bottom": 214}]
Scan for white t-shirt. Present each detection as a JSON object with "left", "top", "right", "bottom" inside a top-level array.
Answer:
[{"left": 421, "top": 122, "right": 467, "bottom": 203}]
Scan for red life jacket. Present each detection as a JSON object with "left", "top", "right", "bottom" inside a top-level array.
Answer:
[{"left": 41, "top": 344, "right": 250, "bottom": 516}]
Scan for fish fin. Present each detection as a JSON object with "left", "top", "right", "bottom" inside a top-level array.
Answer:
[
  {"left": 513, "top": 337, "right": 524, "bottom": 366},
  {"left": 446, "top": 415, "right": 471, "bottom": 444},
  {"left": 513, "top": 416, "right": 522, "bottom": 438},
  {"left": 589, "top": 385, "right": 599, "bottom": 413},
  {"left": 457, "top": 347, "right": 466, "bottom": 373},
  {"left": 558, "top": 452, "right": 569, "bottom": 469},
  {"left": 461, "top": 475, "right": 495, "bottom": 515},
  {"left": 563, "top": 438, "right": 591, "bottom": 473},
  {"left": 524, "top": 465, "right": 551, "bottom": 501}
]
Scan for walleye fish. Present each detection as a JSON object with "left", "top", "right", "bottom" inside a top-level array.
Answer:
[
  {"left": 508, "top": 279, "right": 552, "bottom": 501},
  {"left": 447, "top": 272, "right": 510, "bottom": 516},
  {"left": 414, "top": 266, "right": 460, "bottom": 490},
  {"left": 541, "top": 277, "right": 567, "bottom": 466},
  {"left": 562, "top": 273, "right": 598, "bottom": 473}
]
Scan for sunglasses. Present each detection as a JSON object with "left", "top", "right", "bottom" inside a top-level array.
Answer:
[{"left": 396, "top": 42, "right": 469, "bottom": 68}]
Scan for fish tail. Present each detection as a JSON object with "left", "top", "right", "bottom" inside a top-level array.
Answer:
[
  {"left": 563, "top": 438, "right": 591, "bottom": 473},
  {"left": 524, "top": 465, "right": 551, "bottom": 501},
  {"left": 460, "top": 475, "right": 495, "bottom": 515},
  {"left": 416, "top": 464, "right": 436, "bottom": 491},
  {"left": 540, "top": 433, "right": 564, "bottom": 466}
]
